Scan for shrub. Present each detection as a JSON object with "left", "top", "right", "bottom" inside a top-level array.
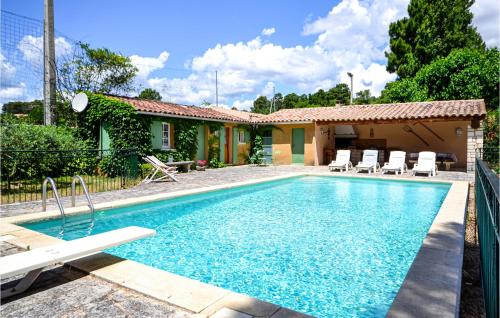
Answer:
[{"left": 0, "top": 123, "right": 91, "bottom": 180}]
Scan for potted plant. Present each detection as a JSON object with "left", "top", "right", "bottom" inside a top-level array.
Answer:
[{"left": 196, "top": 160, "right": 207, "bottom": 171}]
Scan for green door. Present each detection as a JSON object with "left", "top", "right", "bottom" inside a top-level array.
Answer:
[{"left": 291, "top": 128, "right": 305, "bottom": 164}]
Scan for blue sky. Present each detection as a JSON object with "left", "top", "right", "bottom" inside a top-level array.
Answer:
[{"left": 1, "top": 0, "right": 498, "bottom": 109}]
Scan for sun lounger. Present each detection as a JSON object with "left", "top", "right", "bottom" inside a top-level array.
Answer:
[
  {"left": 355, "top": 149, "right": 380, "bottom": 174},
  {"left": 412, "top": 151, "right": 437, "bottom": 176},
  {"left": 328, "top": 150, "right": 352, "bottom": 172},
  {"left": 382, "top": 151, "right": 407, "bottom": 175},
  {"left": 0, "top": 226, "right": 156, "bottom": 298},
  {"left": 143, "top": 155, "right": 179, "bottom": 183}
]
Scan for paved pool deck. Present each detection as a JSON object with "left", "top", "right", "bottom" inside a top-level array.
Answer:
[
  {"left": 0, "top": 165, "right": 473, "bottom": 217},
  {"left": 0, "top": 165, "right": 472, "bottom": 317}
]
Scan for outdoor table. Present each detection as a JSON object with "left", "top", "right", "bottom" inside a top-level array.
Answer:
[{"left": 165, "top": 161, "right": 194, "bottom": 172}]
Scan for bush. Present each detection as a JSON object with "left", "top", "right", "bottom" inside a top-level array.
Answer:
[{"left": 0, "top": 123, "right": 91, "bottom": 180}]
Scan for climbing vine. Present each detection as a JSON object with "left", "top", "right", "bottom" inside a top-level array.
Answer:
[{"left": 79, "top": 93, "right": 152, "bottom": 153}]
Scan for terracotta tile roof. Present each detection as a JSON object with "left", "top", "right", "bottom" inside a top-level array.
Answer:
[
  {"left": 208, "top": 106, "right": 266, "bottom": 122},
  {"left": 109, "top": 96, "right": 485, "bottom": 124},
  {"left": 108, "top": 96, "right": 246, "bottom": 122},
  {"left": 256, "top": 99, "right": 486, "bottom": 124}
]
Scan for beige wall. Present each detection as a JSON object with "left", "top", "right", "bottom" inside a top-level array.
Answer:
[
  {"left": 314, "top": 123, "right": 335, "bottom": 165},
  {"left": 272, "top": 124, "right": 316, "bottom": 165},
  {"left": 353, "top": 120, "right": 469, "bottom": 168}
]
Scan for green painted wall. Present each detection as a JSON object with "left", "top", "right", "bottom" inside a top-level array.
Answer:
[
  {"left": 100, "top": 122, "right": 111, "bottom": 150},
  {"left": 232, "top": 128, "right": 238, "bottom": 164},
  {"left": 150, "top": 120, "right": 164, "bottom": 150},
  {"left": 219, "top": 127, "right": 225, "bottom": 162},
  {"left": 196, "top": 125, "right": 206, "bottom": 160}
]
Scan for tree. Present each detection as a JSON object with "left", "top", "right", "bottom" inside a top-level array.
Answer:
[
  {"left": 382, "top": 48, "right": 499, "bottom": 109},
  {"left": 327, "top": 84, "right": 351, "bottom": 105},
  {"left": 58, "top": 42, "right": 138, "bottom": 97},
  {"left": 283, "top": 93, "right": 300, "bottom": 109},
  {"left": 251, "top": 96, "right": 271, "bottom": 114},
  {"left": 386, "top": 0, "right": 485, "bottom": 78},
  {"left": 353, "top": 90, "right": 376, "bottom": 105},
  {"left": 2, "top": 100, "right": 42, "bottom": 114},
  {"left": 138, "top": 88, "right": 162, "bottom": 101}
]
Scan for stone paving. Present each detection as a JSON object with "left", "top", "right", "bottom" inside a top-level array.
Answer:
[
  {"left": 0, "top": 242, "right": 198, "bottom": 318},
  {"left": 1, "top": 165, "right": 473, "bottom": 217}
]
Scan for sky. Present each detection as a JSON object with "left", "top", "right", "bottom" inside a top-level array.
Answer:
[{"left": 1, "top": 0, "right": 499, "bottom": 109}]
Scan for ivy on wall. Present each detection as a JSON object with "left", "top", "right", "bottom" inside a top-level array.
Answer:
[{"left": 79, "top": 93, "right": 152, "bottom": 154}]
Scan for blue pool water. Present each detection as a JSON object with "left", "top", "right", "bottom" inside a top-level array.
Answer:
[{"left": 24, "top": 176, "right": 450, "bottom": 317}]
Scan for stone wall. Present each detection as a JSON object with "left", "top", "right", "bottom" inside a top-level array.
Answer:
[{"left": 466, "top": 125, "right": 483, "bottom": 172}]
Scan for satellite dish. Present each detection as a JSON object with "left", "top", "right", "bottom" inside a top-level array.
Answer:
[{"left": 72, "top": 92, "right": 88, "bottom": 112}]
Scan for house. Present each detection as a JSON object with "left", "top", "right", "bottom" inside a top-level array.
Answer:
[
  {"left": 100, "top": 96, "right": 486, "bottom": 172},
  {"left": 256, "top": 99, "right": 486, "bottom": 171}
]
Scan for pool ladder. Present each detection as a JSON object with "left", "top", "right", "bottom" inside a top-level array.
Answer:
[{"left": 42, "top": 176, "right": 95, "bottom": 236}]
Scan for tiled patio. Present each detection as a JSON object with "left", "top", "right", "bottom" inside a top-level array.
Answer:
[{"left": 1, "top": 165, "right": 473, "bottom": 217}]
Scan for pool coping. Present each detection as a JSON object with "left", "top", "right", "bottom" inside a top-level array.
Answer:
[{"left": 0, "top": 172, "right": 469, "bottom": 318}]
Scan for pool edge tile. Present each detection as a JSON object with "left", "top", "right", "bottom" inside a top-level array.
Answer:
[{"left": 387, "top": 180, "right": 468, "bottom": 318}]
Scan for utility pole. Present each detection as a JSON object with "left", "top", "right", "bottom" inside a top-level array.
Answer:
[
  {"left": 347, "top": 72, "right": 353, "bottom": 105},
  {"left": 44, "top": 0, "right": 56, "bottom": 125},
  {"left": 215, "top": 70, "right": 218, "bottom": 107}
]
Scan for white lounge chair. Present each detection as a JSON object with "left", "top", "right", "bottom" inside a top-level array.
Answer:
[
  {"left": 412, "top": 151, "right": 437, "bottom": 176},
  {"left": 328, "top": 150, "right": 352, "bottom": 172},
  {"left": 382, "top": 151, "right": 408, "bottom": 175},
  {"left": 143, "top": 155, "right": 179, "bottom": 183},
  {"left": 355, "top": 149, "right": 380, "bottom": 174},
  {"left": 0, "top": 226, "right": 155, "bottom": 298}
]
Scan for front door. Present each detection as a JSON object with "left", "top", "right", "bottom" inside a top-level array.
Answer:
[{"left": 291, "top": 128, "right": 305, "bottom": 164}]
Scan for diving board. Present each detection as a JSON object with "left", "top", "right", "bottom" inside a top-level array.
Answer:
[{"left": 0, "top": 226, "right": 156, "bottom": 298}]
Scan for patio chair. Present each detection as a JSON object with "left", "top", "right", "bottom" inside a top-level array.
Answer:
[
  {"left": 382, "top": 151, "right": 408, "bottom": 175},
  {"left": 355, "top": 149, "right": 380, "bottom": 174},
  {"left": 142, "top": 155, "right": 179, "bottom": 183},
  {"left": 0, "top": 226, "right": 155, "bottom": 298},
  {"left": 328, "top": 150, "right": 352, "bottom": 172},
  {"left": 412, "top": 151, "right": 437, "bottom": 176}
]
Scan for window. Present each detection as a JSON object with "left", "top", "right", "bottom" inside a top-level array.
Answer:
[
  {"left": 161, "top": 122, "right": 170, "bottom": 149},
  {"left": 238, "top": 130, "right": 246, "bottom": 143}
]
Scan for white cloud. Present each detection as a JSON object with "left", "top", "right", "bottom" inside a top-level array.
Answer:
[
  {"left": 0, "top": 53, "right": 16, "bottom": 83},
  {"left": 17, "top": 35, "right": 72, "bottom": 66},
  {"left": 232, "top": 99, "right": 254, "bottom": 111},
  {"left": 472, "top": 0, "right": 500, "bottom": 47},
  {"left": 130, "top": 51, "right": 170, "bottom": 78},
  {"left": 0, "top": 83, "right": 26, "bottom": 99},
  {"left": 141, "top": 0, "right": 410, "bottom": 109},
  {"left": 261, "top": 27, "right": 276, "bottom": 36}
]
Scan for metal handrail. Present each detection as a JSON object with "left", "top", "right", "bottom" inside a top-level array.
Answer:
[
  {"left": 42, "top": 177, "right": 66, "bottom": 225},
  {"left": 71, "top": 176, "right": 95, "bottom": 223}
]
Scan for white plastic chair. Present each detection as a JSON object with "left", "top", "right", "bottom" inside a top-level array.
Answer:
[
  {"left": 328, "top": 150, "right": 352, "bottom": 172},
  {"left": 382, "top": 151, "right": 408, "bottom": 175},
  {"left": 412, "top": 151, "right": 437, "bottom": 176},
  {"left": 355, "top": 149, "right": 380, "bottom": 174}
]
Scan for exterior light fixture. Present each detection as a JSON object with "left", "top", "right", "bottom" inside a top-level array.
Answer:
[{"left": 455, "top": 127, "right": 463, "bottom": 136}]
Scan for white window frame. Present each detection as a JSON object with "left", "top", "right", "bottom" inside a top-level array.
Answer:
[
  {"left": 161, "top": 122, "right": 170, "bottom": 150},
  {"left": 238, "top": 130, "right": 246, "bottom": 144}
]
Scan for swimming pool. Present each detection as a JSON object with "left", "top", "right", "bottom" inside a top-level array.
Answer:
[{"left": 23, "top": 176, "right": 450, "bottom": 317}]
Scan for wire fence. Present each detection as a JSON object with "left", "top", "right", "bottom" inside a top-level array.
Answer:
[
  {"left": 475, "top": 153, "right": 499, "bottom": 318},
  {"left": 0, "top": 149, "right": 144, "bottom": 204},
  {"left": 0, "top": 10, "right": 80, "bottom": 106}
]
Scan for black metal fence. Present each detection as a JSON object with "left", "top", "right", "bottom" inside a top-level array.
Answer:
[
  {"left": 475, "top": 156, "right": 499, "bottom": 318},
  {"left": 1, "top": 149, "right": 142, "bottom": 204}
]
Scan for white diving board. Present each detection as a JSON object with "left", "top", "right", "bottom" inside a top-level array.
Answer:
[{"left": 0, "top": 226, "right": 156, "bottom": 298}]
